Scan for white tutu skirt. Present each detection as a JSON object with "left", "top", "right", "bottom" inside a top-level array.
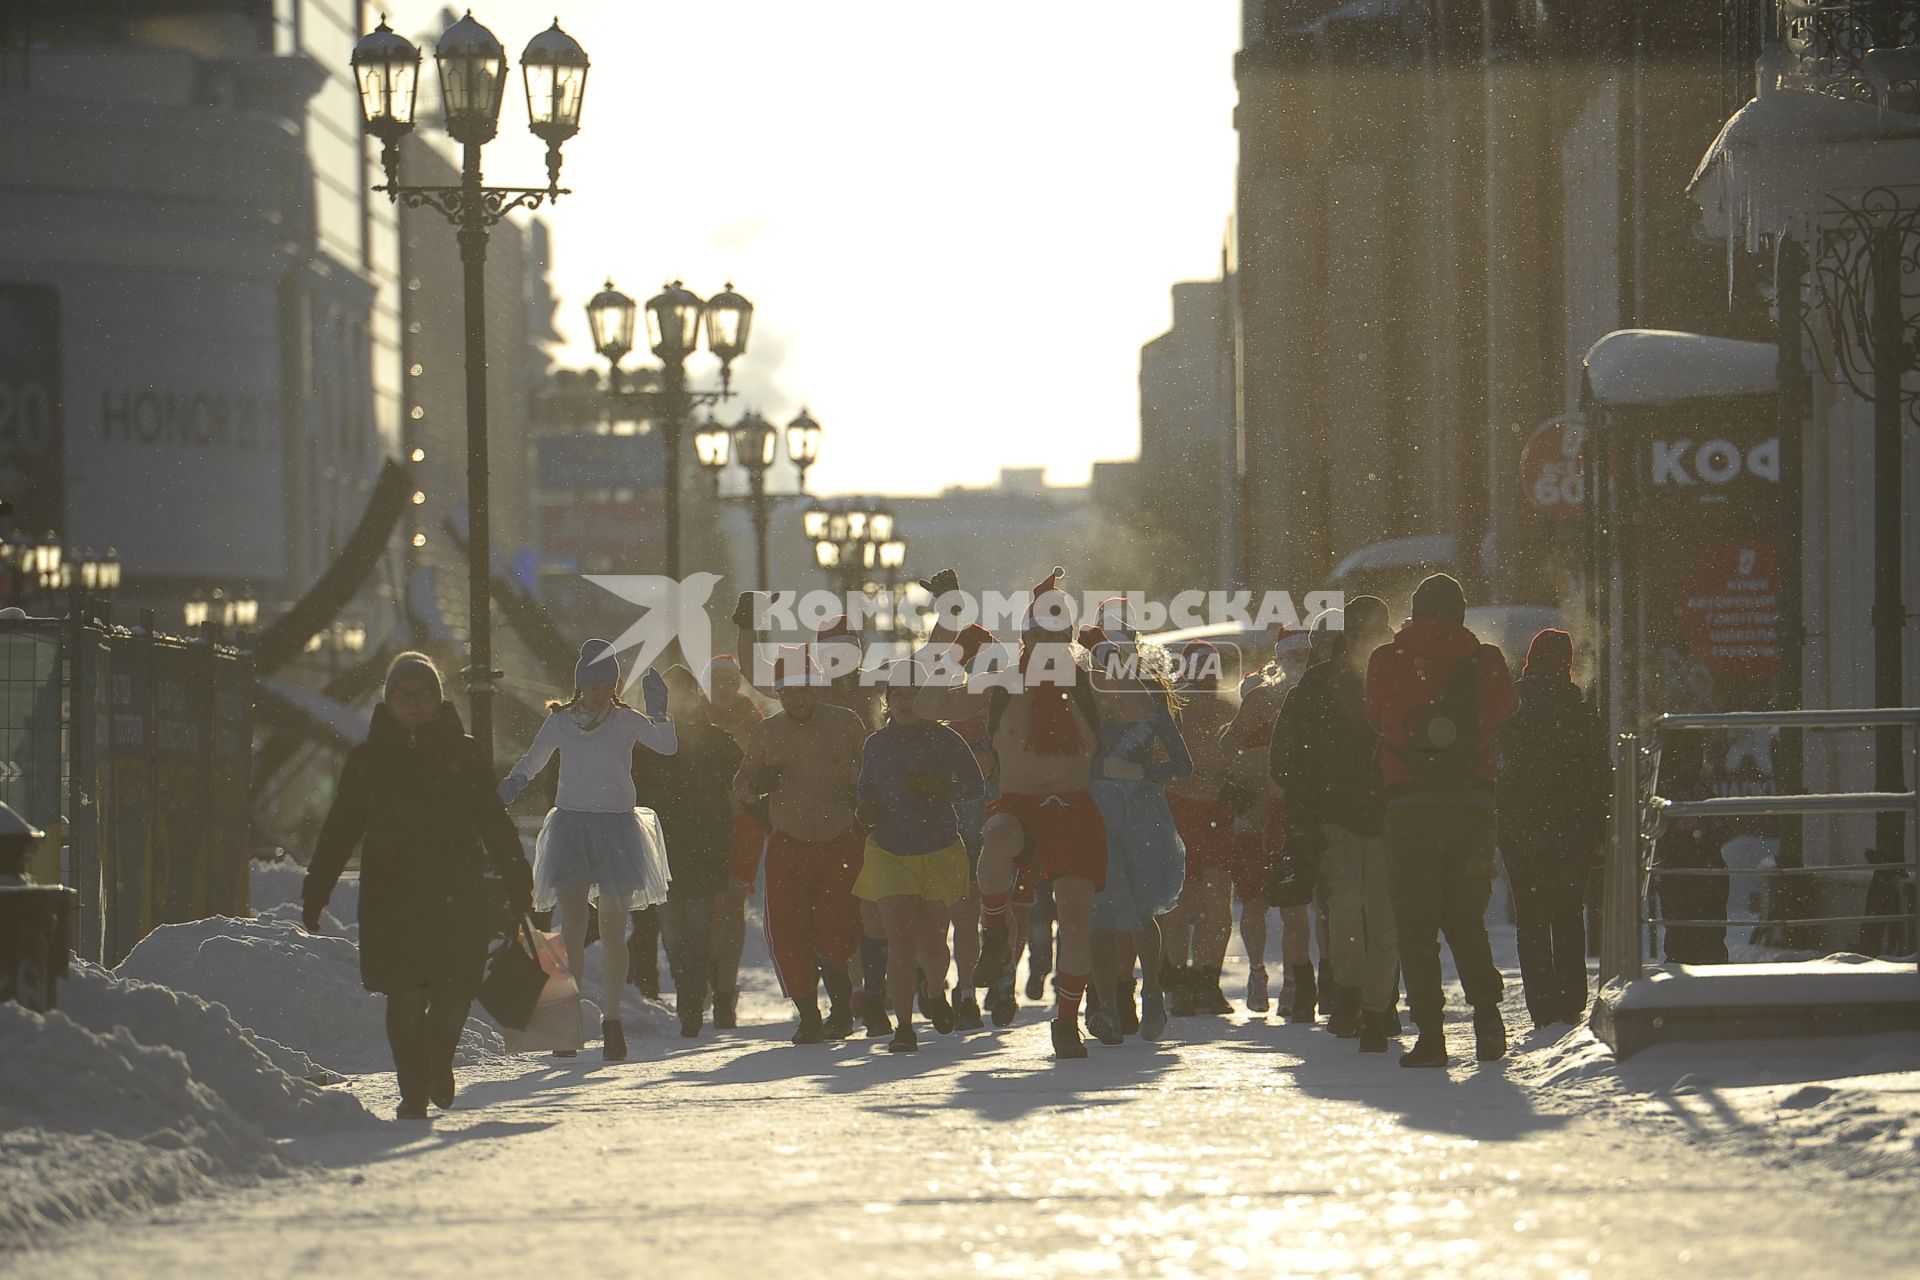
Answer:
[{"left": 532, "top": 807, "right": 672, "bottom": 912}]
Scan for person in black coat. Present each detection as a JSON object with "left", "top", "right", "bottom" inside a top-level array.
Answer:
[
  {"left": 304, "top": 652, "right": 533, "bottom": 1119},
  {"left": 631, "top": 664, "right": 745, "bottom": 1037},
  {"left": 1495, "top": 629, "right": 1609, "bottom": 1028}
]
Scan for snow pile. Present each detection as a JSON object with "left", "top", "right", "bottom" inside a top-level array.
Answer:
[
  {"left": 58, "top": 962, "right": 371, "bottom": 1132},
  {"left": 0, "top": 1004, "right": 283, "bottom": 1241},
  {"left": 117, "top": 911, "right": 504, "bottom": 1075},
  {"left": 1517, "top": 1021, "right": 1920, "bottom": 1182}
]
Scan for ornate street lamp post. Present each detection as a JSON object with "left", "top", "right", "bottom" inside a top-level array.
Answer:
[{"left": 351, "top": 13, "right": 588, "bottom": 760}]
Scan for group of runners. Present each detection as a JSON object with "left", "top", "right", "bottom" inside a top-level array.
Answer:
[{"left": 314, "top": 562, "right": 1538, "bottom": 1115}]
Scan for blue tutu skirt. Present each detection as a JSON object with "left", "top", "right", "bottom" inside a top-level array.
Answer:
[
  {"left": 1088, "top": 778, "right": 1187, "bottom": 932},
  {"left": 532, "top": 807, "right": 672, "bottom": 912}
]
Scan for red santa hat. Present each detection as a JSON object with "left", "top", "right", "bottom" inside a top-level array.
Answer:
[{"left": 1022, "top": 567, "right": 1075, "bottom": 635}]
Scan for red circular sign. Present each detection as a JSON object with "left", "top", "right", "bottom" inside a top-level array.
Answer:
[
  {"left": 1675, "top": 540, "right": 1780, "bottom": 681},
  {"left": 1522, "top": 418, "right": 1586, "bottom": 518}
]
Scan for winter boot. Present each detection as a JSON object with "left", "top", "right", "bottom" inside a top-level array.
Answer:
[
  {"left": 395, "top": 1098, "right": 431, "bottom": 1121},
  {"left": 862, "top": 993, "right": 894, "bottom": 1037},
  {"left": 953, "top": 990, "right": 984, "bottom": 1031},
  {"left": 1139, "top": 989, "right": 1169, "bottom": 1041},
  {"left": 679, "top": 1011, "right": 702, "bottom": 1039},
  {"left": 1246, "top": 966, "right": 1271, "bottom": 1014},
  {"left": 1116, "top": 976, "right": 1140, "bottom": 1035},
  {"left": 922, "top": 984, "right": 956, "bottom": 1035},
  {"left": 1166, "top": 964, "right": 1196, "bottom": 1017},
  {"left": 1328, "top": 985, "right": 1362, "bottom": 1039},
  {"left": 1400, "top": 1028, "right": 1448, "bottom": 1069},
  {"left": 1316, "top": 960, "right": 1336, "bottom": 1018},
  {"left": 711, "top": 990, "right": 738, "bottom": 1031},
  {"left": 1051, "top": 1016, "right": 1088, "bottom": 1060},
  {"left": 1358, "top": 1009, "right": 1390, "bottom": 1054},
  {"left": 1084, "top": 1005, "right": 1124, "bottom": 1046},
  {"left": 1288, "top": 964, "right": 1318, "bottom": 1023},
  {"left": 888, "top": 1023, "right": 919, "bottom": 1053},
  {"left": 1024, "top": 966, "right": 1048, "bottom": 1002},
  {"left": 1474, "top": 1005, "right": 1508, "bottom": 1062},
  {"left": 988, "top": 972, "right": 1020, "bottom": 1028},
  {"left": 791, "top": 1003, "right": 826, "bottom": 1045},
  {"left": 602, "top": 1019, "right": 628, "bottom": 1062},
  {"left": 430, "top": 1066, "right": 456, "bottom": 1111},
  {"left": 973, "top": 925, "right": 1012, "bottom": 989},
  {"left": 1385, "top": 1004, "right": 1403, "bottom": 1037},
  {"left": 1194, "top": 966, "right": 1234, "bottom": 1016},
  {"left": 821, "top": 967, "right": 855, "bottom": 1039}
]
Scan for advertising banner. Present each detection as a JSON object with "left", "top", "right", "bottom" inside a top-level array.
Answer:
[
  {"left": 148, "top": 641, "right": 209, "bottom": 926},
  {"left": 0, "top": 283, "right": 63, "bottom": 542}
]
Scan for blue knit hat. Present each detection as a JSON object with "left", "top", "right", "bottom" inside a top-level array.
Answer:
[{"left": 575, "top": 638, "right": 620, "bottom": 689}]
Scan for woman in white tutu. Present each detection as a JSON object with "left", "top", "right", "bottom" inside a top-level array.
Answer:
[{"left": 499, "top": 639, "right": 677, "bottom": 1060}]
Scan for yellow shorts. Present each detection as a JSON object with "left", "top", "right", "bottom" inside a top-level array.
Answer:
[{"left": 854, "top": 838, "right": 972, "bottom": 905}]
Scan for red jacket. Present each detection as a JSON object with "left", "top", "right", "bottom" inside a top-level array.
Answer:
[{"left": 1364, "top": 617, "right": 1517, "bottom": 790}]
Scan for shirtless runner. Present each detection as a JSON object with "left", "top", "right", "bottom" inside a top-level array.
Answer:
[
  {"left": 731, "top": 642, "right": 869, "bottom": 1044},
  {"left": 915, "top": 567, "right": 1105, "bottom": 1061}
]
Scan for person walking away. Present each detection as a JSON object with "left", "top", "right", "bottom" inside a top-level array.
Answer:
[
  {"left": 1082, "top": 612, "right": 1191, "bottom": 1044},
  {"left": 304, "top": 652, "right": 532, "bottom": 1119},
  {"left": 1271, "top": 599, "right": 1399, "bottom": 1051},
  {"left": 633, "top": 665, "right": 745, "bottom": 1037},
  {"left": 1495, "top": 628, "right": 1609, "bottom": 1029},
  {"left": 732, "top": 648, "right": 870, "bottom": 1043},
  {"left": 497, "top": 641, "right": 676, "bottom": 1061},
  {"left": 852, "top": 660, "right": 986, "bottom": 1051},
  {"left": 1653, "top": 734, "right": 1731, "bottom": 964},
  {"left": 1365, "top": 575, "right": 1517, "bottom": 1069}
]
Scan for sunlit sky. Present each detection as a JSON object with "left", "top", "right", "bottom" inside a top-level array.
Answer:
[{"left": 382, "top": 1, "right": 1240, "bottom": 497}]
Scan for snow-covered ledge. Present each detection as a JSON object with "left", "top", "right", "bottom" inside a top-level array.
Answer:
[
  {"left": 1594, "top": 954, "right": 1920, "bottom": 1058},
  {"left": 1583, "top": 329, "right": 1778, "bottom": 408}
]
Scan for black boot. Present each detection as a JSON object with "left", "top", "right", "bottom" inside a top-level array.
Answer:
[
  {"left": 711, "top": 990, "right": 738, "bottom": 1031},
  {"left": 1167, "top": 964, "right": 1196, "bottom": 1017},
  {"left": 1289, "top": 964, "right": 1318, "bottom": 1022},
  {"left": 821, "top": 967, "right": 855, "bottom": 1040},
  {"left": 1400, "top": 1028, "right": 1448, "bottom": 1068},
  {"left": 1358, "top": 1009, "right": 1390, "bottom": 1054},
  {"left": 1194, "top": 966, "right": 1233, "bottom": 1016},
  {"left": 921, "top": 983, "right": 956, "bottom": 1035},
  {"left": 1051, "top": 1016, "right": 1088, "bottom": 1060},
  {"left": 953, "top": 990, "right": 984, "bottom": 1031},
  {"left": 988, "top": 972, "right": 1019, "bottom": 1027},
  {"left": 1328, "top": 985, "right": 1362, "bottom": 1038},
  {"left": 862, "top": 992, "right": 894, "bottom": 1037},
  {"left": 602, "top": 1019, "right": 628, "bottom": 1062},
  {"left": 1116, "top": 977, "right": 1140, "bottom": 1035},
  {"left": 791, "top": 1002, "right": 826, "bottom": 1045},
  {"left": 973, "top": 924, "right": 1012, "bottom": 988},
  {"left": 888, "top": 1023, "right": 919, "bottom": 1053},
  {"left": 1474, "top": 1005, "right": 1508, "bottom": 1062}
]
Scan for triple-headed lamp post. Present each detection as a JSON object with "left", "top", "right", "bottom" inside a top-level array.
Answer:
[
  {"left": 351, "top": 12, "right": 589, "bottom": 761},
  {"left": 585, "top": 279, "right": 755, "bottom": 577},
  {"left": 696, "top": 407, "right": 822, "bottom": 589}
]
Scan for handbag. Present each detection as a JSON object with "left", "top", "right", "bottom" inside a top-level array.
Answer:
[
  {"left": 478, "top": 915, "right": 550, "bottom": 1031},
  {"left": 497, "top": 917, "right": 585, "bottom": 1055}
]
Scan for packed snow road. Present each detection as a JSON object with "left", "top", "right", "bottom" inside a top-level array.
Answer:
[{"left": 23, "top": 1001, "right": 1918, "bottom": 1280}]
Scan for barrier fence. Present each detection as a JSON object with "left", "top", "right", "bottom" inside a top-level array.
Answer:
[
  {"left": 1602, "top": 708, "right": 1920, "bottom": 984},
  {"left": 0, "top": 614, "right": 253, "bottom": 964}
]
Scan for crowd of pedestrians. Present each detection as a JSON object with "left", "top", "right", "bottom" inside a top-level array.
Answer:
[{"left": 304, "top": 570, "right": 1618, "bottom": 1117}]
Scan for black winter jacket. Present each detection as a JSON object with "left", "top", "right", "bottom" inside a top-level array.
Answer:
[
  {"left": 1495, "top": 675, "right": 1610, "bottom": 856},
  {"left": 1269, "top": 645, "right": 1384, "bottom": 837},
  {"left": 632, "top": 710, "right": 744, "bottom": 897},
  {"left": 304, "top": 703, "right": 532, "bottom": 995}
]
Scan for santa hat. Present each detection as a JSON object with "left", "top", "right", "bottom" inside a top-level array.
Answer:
[
  {"left": 1076, "top": 623, "right": 1110, "bottom": 652},
  {"left": 1022, "top": 567, "right": 1075, "bottom": 635}
]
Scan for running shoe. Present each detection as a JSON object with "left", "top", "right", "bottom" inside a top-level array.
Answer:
[
  {"left": 989, "top": 972, "right": 1019, "bottom": 1027},
  {"left": 922, "top": 987, "right": 956, "bottom": 1035},
  {"left": 1050, "top": 1016, "right": 1088, "bottom": 1060},
  {"left": 1024, "top": 967, "right": 1048, "bottom": 1002},
  {"left": 1084, "top": 1006, "right": 1123, "bottom": 1046},
  {"left": 952, "top": 993, "right": 985, "bottom": 1031},
  {"left": 1139, "top": 989, "right": 1169, "bottom": 1041},
  {"left": 888, "top": 1024, "right": 919, "bottom": 1054}
]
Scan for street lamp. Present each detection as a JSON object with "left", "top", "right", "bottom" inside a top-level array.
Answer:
[
  {"left": 729, "top": 410, "right": 779, "bottom": 589},
  {"left": 184, "top": 590, "right": 210, "bottom": 630},
  {"left": 353, "top": 11, "right": 590, "bottom": 762},
  {"left": 586, "top": 279, "right": 637, "bottom": 370},
  {"left": 807, "top": 499, "right": 907, "bottom": 634},
  {"left": 786, "top": 408, "right": 822, "bottom": 490}
]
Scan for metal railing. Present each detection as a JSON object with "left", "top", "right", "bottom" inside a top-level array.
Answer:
[{"left": 1601, "top": 708, "right": 1920, "bottom": 983}]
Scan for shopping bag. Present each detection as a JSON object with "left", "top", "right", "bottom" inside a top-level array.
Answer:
[
  {"left": 499, "top": 921, "right": 585, "bottom": 1055},
  {"left": 479, "top": 916, "right": 549, "bottom": 1030}
]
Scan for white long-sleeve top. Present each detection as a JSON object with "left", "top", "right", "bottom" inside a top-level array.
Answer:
[{"left": 506, "top": 706, "right": 678, "bottom": 813}]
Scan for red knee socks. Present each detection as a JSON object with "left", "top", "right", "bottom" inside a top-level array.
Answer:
[
  {"left": 980, "top": 889, "right": 1012, "bottom": 931},
  {"left": 1055, "top": 972, "right": 1088, "bottom": 1022}
]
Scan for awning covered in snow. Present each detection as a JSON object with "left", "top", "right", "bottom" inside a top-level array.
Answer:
[
  {"left": 1584, "top": 330, "right": 1778, "bottom": 408},
  {"left": 1688, "top": 86, "right": 1920, "bottom": 250},
  {"left": 1330, "top": 534, "right": 1455, "bottom": 581}
]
